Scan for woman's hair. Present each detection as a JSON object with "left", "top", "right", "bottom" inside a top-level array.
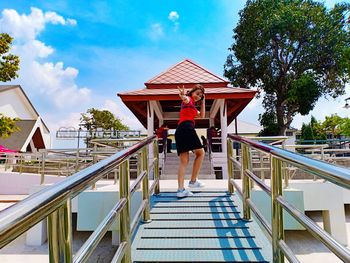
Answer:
[{"left": 186, "top": 84, "right": 205, "bottom": 101}]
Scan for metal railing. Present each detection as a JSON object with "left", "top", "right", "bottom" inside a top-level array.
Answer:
[
  {"left": 0, "top": 135, "right": 160, "bottom": 263},
  {"left": 0, "top": 138, "right": 144, "bottom": 182},
  {"left": 227, "top": 134, "right": 350, "bottom": 263}
]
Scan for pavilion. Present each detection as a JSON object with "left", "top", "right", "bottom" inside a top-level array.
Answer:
[{"left": 118, "top": 58, "right": 256, "bottom": 157}]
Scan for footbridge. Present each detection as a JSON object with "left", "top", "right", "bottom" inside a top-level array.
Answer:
[{"left": 1, "top": 135, "right": 350, "bottom": 262}]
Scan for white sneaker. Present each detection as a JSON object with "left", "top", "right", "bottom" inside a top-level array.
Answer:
[
  {"left": 188, "top": 180, "right": 205, "bottom": 188},
  {"left": 176, "top": 189, "right": 194, "bottom": 198}
]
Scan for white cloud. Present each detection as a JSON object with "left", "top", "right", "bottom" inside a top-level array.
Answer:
[
  {"left": 149, "top": 23, "right": 164, "bottom": 40},
  {"left": 0, "top": 7, "right": 76, "bottom": 41},
  {"left": 13, "top": 39, "right": 54, "bottom": 59},
  {"left": 66, "top": 18, "right": 77, "bottom": 26},
  {"left": 168, "top": 11, "right": 180, "bottom": 31},
  {"left": 168, "top": 11, "right": 179, "bottom": 22},
  {"left": 0, "top": 7, "right": 90, "bottom": 108},
  {"left": 26, "top": 61, "right": 91, "bottom": 108},
  {"left": 102, "top": 99, "right": 145, "bottom": 131}
]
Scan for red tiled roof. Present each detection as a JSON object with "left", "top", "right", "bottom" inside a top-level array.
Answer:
[
  {"left": 118, "top": 87, "right": 256, "bottom": 101},
  {"left": 145, "top": 59, "right": 229, "bottom": 85}
]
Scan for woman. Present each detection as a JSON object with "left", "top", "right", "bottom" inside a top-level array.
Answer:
[{"left": 175, "top": 84, "right": 205, "bottom": 198}]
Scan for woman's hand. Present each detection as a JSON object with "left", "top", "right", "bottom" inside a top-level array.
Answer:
[
  {"left": 177, "top": 85, "right": 186, "bottom": 97},
  {"left": 177, "top": 85, "right": 189, "bottom": 103}
]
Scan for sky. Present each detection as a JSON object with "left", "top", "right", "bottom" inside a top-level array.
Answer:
[{"left": 0, "top": 0, "right": 348, "bottom": 148}]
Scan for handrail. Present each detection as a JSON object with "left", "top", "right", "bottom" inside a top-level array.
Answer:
[
  {"left": 230, "top": 135, "right": 350, "bottom": 189},
  {"left": 74, "top": 198, "right": 127, "bottom": 262},
  {"left": 0, "top": 135, "right": 159, "bottom": 263},
  {"left": 227, "top": 134, "right": 350, "bottom": 263}
]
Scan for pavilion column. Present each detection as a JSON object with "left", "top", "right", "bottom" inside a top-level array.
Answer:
[
  {"left": 147, "top": 102, "right": 154, "bottom": 137},
  {"left": 147, "top": 102, "right": 155, "bottom": 179},
  {"left": 220, "top": 100, "right": 227, "bottom": 155},
  {"left": 209, "top": 119, "right": 214, "bottom": 127}
]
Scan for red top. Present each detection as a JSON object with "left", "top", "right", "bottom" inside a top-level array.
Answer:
[
  {"left": 178, "top": 97, "right": 198, "bottom": 125},
  {"left": 155, "top": 127, "right": 166, "bottom": 138}
]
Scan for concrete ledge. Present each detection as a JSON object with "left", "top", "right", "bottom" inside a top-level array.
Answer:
[{"left": 77, "top": 183, "right": 142, "bottom": 231}]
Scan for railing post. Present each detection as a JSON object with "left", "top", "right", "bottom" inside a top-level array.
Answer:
[
  {"left": 119, "top": 160, "right": 131, "bottom": 263},
  {"left": 142, "top": 147, "right": 151, "bottom": 222},
  {"left": 242, "top": 144, "right": 251, "bottom": 220},
  {"left": 75, "top": 148, "right": 80, "bottom": 173},
  {"left": 227, "top": 139, "right": 234, "bottom": 194},
  {"left": 48, "top": 198, "right": 73, "bottom": 263},
  {"left": 271, "top": 157, "right": 285, "bottom": 263},
  {"left": 153, "top": 139, "right": 160, "bottom": 195},
  {"left": 19, "top": 154, "right": 23, "bottom": 174},
  {"left": 40, "top": 152, "right": 45, "bottom": 185},
  {"left": 114, "top": 168, "right": 118, "bottom": 185},
  {"left": 92, "top": 144, "right": 98, "bottom": 190}
]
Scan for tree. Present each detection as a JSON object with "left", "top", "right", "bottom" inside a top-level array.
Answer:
[
  {"left": 300, "top": 123, "right": 314, "bottom": 142},
  {"left": 80, "top": 108, "right": 129, "bottom": 131},
  {"left": 0, "top": 33, "right": 20, "bottom": 138},
  {"left": 322, "top": 114, "right": 343, "bottom": 138},
  {"left": 0, "top": 114, "right": 20, "bottom": 139},
  {"left": 258, "top": 111, "right": 279, "bottom": 135},
  {"left": 339, "top": 117, "right": 350, "bottom": 136},
  {"left": 224, "top": 0, "right": 350, "bottom": 135},
  {"left": 0, "top": 33, "right": 20, "bottom": 82},
  {"left": 310, "top": 116, "right": 326, "bottom": 140}
]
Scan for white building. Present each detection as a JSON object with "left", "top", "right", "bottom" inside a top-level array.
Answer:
[
  {"left": 0, "top": 85, "right": 50, "bottom": 152},
  {"left": 228, "top": 119, "right": 262, "bottom": 136}
]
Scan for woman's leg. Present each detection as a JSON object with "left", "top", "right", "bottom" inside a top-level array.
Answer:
[
  {"left": 190, "top": 148, "right": 205, "bottom": 182},
  {"left": 178, "top": 152, "right": 189, "bottom": 189}
]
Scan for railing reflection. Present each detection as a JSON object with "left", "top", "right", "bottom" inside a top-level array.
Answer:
[
  {"left": 0, "top": 135, "right": 159, "bottom": 263},
  {"left": 227, "top": 134, "right": 350, "bottom": 263}
]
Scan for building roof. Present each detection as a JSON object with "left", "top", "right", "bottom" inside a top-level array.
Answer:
[
  {"left": 0, "top": 85, "right": 18, "bottom": 93},
  {"left": 118, "top": 86, "right": 255, "bottom": 100},
  {"left": 228, "top": 119, "right": 262, "bottom": 135},
  {"left": 0, "top": 120, "right": 36, "bottom": 151},
  {"left": 0, "top": 85, "right": 50, "bottom": 133},
  {"left": 118, "top": 59, "right": 256, "bottom": 129},
  {"left": 145, "top": 59, "right": 229, "bottom": 88}
]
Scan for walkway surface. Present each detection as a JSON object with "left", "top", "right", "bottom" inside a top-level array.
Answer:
[
  {"left": 132, "top": 190, "right": 272, "bottom": 262},
  {"left": 1, "top": 179, "right": 349, "bottom": 262}
]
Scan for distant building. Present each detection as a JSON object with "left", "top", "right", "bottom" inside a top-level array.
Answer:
[
  {"left": 228, "top": 119, "right": 262, "bottom": 136},
  {"left": 0, "top": 85, "right": 50, "bottom": 152}
]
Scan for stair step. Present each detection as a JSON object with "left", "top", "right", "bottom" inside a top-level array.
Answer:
[
  {"left": 131, "top": 193, "right": 271, "bottom": 262},
  {"left": 152, "top": 197, "right": 236, "bottom": 202},
  {"left": 134, "top": 238, "right": 262, "bottom": 249},
  {"left": 150, "top": 213, "right": 243, "bottom": 220},
  {"left": 143, "top": 220, "right": 251, "bottom": 228},
  {"left": 131, "top": 249, "right": 269, "bottom": 262},
  {"left": 139, "top": 228, "right": 254, "bottom": 237},
  {"left": 151, "top": 208, "right": 239, "bottom": 213},
  {"left": 156, "top": 192, "right": 230, "bottom": 197},
  {"left": 153, "top": 203, "right": 237, "bottom": 207}
]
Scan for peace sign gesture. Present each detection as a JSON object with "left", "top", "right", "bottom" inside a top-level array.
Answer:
[{"left": 177, "top": 85, "right": 186, "bottom": 96}]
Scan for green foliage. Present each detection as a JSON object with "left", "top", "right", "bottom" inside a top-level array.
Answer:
[
  {"left": 224, "top": 0, "right": 350, "bottom": 135},
  {"left": 322, "top": 114, "right": 343, "bottom": 137},
  {"left": 0, "top": 33, "right": 20, "bottom": 82},
  {"left": 300, "top": 123, "right": 314, "bottom": 142},
  {"left": 258, "top": 111, "right": 279, "bottom": 136},
  {"left": 310, "top": 116, "right": 326, "bottom": 140},
  {"left": 339, "top": 117, "right": 350, "bottom": 136},
  {"left": 80, "top": 108, "right": 129, "bottom": 131},
  {"left": 0, "top": 114, "right": 20, "bottom": 139},
  {"left": 299, "top": 114, "right": 349, "bottom": 141}
]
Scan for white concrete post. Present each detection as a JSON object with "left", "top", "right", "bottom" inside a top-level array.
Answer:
[
  {"left": 147, "top": 101, "right": 154, "bottom": 137},
  {"left": 147, "top": 102, "right": 155, "bottom": 179},
  {"left": 220, "top": 100, "right": 227, "bottom": 155}
]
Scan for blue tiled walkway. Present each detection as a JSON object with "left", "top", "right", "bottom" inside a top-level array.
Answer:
[{"left": 132, "top": 191, "right": 271, "bottom": 262}]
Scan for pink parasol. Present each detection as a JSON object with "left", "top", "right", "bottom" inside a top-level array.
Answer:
[{"left": 0, "top": 145, "right": 17, "bottom": 153}]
